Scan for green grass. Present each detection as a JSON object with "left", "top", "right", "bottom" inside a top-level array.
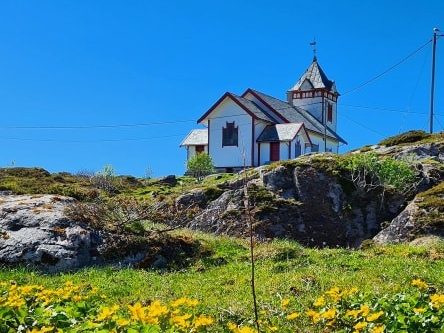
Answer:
[
  {"left": 0, "top": 167, "right": 239, "bottom": 203},
  {"left": 1, "top": 231, "right": 443, "bottom": 324}
]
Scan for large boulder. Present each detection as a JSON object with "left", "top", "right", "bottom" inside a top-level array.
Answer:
[
  {"left": 0, "top": 194, "right": 103, "bottom": 272},
  {"left": 373, "top": 182, "right": 444, "bottom": 244}
]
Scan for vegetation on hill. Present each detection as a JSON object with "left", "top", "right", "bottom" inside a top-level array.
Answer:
[
  {"left": 0, "top": 130, "right": 443, "bottom": 331},
  {"left": 0, "top": 232, "right": 443, "bottom": 332},
  {"left": 0, "top": 166, "right": 238, "bottom": 204},
  {"left": 378, "top": 130, "right": 444, "bottom": 147}
]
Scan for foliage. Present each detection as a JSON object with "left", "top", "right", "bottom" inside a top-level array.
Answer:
[
  {"left": 90, "top": 164, "right": 120, "bottom": 194},
  {"left": 302, "top": 280, "right": 444, "bottom": 332},
  {"left": 65, "top": 196, "right": 195, "bottom": 235},
  {"left": 339, "top": 153, "right": 416, "bottom": 193},
  {"left": 1, "top": 277, "right": 443, "bottom": 332},
  {"left": 0, "top": 281, "right": 215, "bottom": 332},
  {"left": 187, "top": 154, "right": 214, "bottom": 181},
  {"left": 0, "top": 167, "right": 142, "bottom": 201},
  {"left": 379, "top": 130, "right": 430, "bottom": 147},
  {"left": 1, "top": 235, "right": 443, "bottom": 331}
]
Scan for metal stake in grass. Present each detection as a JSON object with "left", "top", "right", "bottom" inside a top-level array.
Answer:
[{"left": 242, "top": 149, "right": 260, "bottom": 332}]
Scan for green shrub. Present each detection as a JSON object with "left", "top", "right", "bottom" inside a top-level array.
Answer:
[
  {"left": 187, "top": 153, "right": 214, "bottom": 181},
  {"left": 379, "top": 130, "right": 430, "bottom": 147},
  {"left": 340, "top": 153, "right": 416, "bottom": 193}
]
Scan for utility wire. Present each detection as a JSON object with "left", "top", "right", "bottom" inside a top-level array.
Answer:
[
  {"left": 339, "top": 113, "right": 386, "bottom": 136},
  {"left": 342, "top": 39, "right": 432, "bottom": 95}
]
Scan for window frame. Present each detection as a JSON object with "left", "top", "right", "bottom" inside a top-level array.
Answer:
[{"left": 222, "top": 121, "right": 239, "bottom": 147}]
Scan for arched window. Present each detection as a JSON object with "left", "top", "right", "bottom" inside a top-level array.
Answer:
[
  {"left": 295, "top": 140, "right": 302, "bottom": 157},
  {"left": 222, "top": 122, "right": 238, "bottom": 147},
  {"left": 327, "top": 103, "right": 333, "bottom": 122}
]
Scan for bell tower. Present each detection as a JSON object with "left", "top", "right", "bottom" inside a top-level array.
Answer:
[{"left": 287, "top": 56, "right": 339, "bottom": 131}]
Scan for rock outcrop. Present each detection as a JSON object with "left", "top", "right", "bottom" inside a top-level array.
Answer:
[
  {"left": 0, "top": 194, "right": 102, "bottom": 272},
  {"left": 181, "top": 138, "right": 444, "bottom": 247},
  {"left": 373, "top": 182, "right": 444, "bottom": 244}
]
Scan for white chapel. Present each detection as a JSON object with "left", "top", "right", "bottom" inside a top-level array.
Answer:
[{"left": 180, "top": 57, "right": 347, "bottom": 172}]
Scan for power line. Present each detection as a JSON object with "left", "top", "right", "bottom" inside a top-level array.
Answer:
[
  {"left": 341, "top": 103, "right": 444, "bottom": 116},
  {"left": 342, "top": 39, "right": 432, "bottom": 96},
  {"left": 339, "top": 113, "right": 386, "bottom": 136}
]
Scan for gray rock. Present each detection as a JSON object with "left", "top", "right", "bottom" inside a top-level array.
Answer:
[
  {"left": 175, "top": 189, "right": 207, "bottom": 208},
  {"left": 0, "top": 194, "right": 103, "bottom": 272},
  {"left": 157, "top": 175, "right": 177, "bottom": 186},
  {"left": 373, "top": 193, "right": 444, "bottom": 244}
]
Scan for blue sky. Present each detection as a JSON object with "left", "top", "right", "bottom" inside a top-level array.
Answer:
[{"left": 0, "top": 0, "right": 443, "bottom": 176}]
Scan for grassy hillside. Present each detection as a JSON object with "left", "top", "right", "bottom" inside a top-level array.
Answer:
[
  {"left": 1, "top": 131, "right": 444, "bottom": 331},
  {"left": 1, "top": 231, "right": 443, "bottom": 331}
]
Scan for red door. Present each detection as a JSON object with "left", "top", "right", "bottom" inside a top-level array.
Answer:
[{"left": 270, "top": 142, "right": 280, "bottom": 161}]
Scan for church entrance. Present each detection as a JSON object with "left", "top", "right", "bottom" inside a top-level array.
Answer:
[{"left": 270, "top": 142, "right": 280, "bottom": 161}]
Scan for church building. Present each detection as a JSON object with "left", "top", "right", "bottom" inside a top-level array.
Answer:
[{"left": 180, "top": 57, "right": 347, "bottom": 172}]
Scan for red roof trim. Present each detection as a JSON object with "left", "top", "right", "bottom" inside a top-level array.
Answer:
[
  {"left": 197, "top": 92, "right": 257, "bottom": 124},
  {"left": 241, "top": 88, "right": 289, "bottom": 123}
]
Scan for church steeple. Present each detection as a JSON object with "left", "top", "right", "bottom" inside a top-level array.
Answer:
[
  {"left": 288, "top": 57, "right": 337, "bottom": 93},
  {"left": 286, "top": 58, "right": 339, "bottom": 131}
]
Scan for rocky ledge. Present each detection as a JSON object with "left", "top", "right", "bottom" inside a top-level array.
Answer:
[
  {"left": 0, "top": 194, "right": 102, "bottom": 272},
  {"left": 175, "top": 137, "right": 444, "bottom": 247}
]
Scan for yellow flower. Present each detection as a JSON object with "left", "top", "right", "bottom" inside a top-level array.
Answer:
[
  {"left": 147, "top": 300, "right": 169, "bottom": 318},
  {"left": 430, "top": 294, "right": 444, "bottom": 308},
  {"left": 268, "top": 326, "right": 278, "bottom": 332},
  {"left": 128, "top": 302, "right": 145, "bottom": 321},
  {"left": 367, "top": 311, "right": 384, "bottom": 322},
  {"left": 411, "top": 279, "right": 428, "bottom": 290},
  {"left": 371, "top": 325, "right": 385, "bottom": 333},
  {"left": 354, "top": 321, "right": 368, "bottom": 331},
  {"left": 286, "top": 312, "right": 300, "bottom": 320},
  {"left": 116, "top": 318, "right": 130, "bottom": 326},
  {"left": 194, "top": 315, "right": 214, "bottom": 328},
  {"left": 306, "top": 309, "right": 321, "bottom": 323},
  {"left": 346, "top": 287, "right": 359, "bottom": 295},
  {"left": 359, "top": 304, "right": 370, "bottom": 317},
  {"left": 228, "top": 322, "right": 238, "bottom": 331},
  {"left": 413, "top": 307, "right": 426, "bottom": 314},
  {"left": 345, "top": 309, "right": 361, "bottom": 319},
  {"left": 325, "top": 287, "right": 341, "bottom": 302},
  {"left": 313, "top": 296, "right": 326, "bottom": 307},
  {"left": 281, "top": 298, "right": 290, "bottom": 308},
  {"left": 321, "top": 308, "right": 336, "bottom": 320},
  {"left": 237, "top": 327, "right": 256, "bottom": 333},
  {"left": 171, "top": 313, "right": 192, "bottom": 328},
  {"left": 96, "top": 305, "right": 119, "bottom": 321},
  {"left": 171, "top": 297, "right": 198, "bottom": 307}
]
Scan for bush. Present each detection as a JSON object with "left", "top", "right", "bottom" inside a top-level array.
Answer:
[
  {"left": 340, "top": 153, "right": 416, "bottom": 193},
  {"left": 90, "top": 164, "right": 120, "bottom": 194},
  {"left": 379, "top": 130, "right": 430, "bottom": 147},
  {"left": 187, "top": 153, "right": 214, "bottom": 181}
]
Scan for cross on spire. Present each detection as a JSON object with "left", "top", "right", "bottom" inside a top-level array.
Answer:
[{"left": 309, "top": 38, "right": 317, "bottom": 61}]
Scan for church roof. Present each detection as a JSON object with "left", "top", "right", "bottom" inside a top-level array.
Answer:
[
  {"left": 289, "top": 57, "right": 336, "bottom": 92},
  {"left": 197, "top": 92, "right": 276, "bottom": 124},
  {"left": 257, "top": 123, "right": 304, "bottom": 142},
  {"left": 229, "top": 94, "right": 279, "bottom": 123},
  {"left": 246, "top": 89, "right": 347, "bottom": 144},
  {"left": 180, "top": 129, "right": 208, "bottom": 146}
]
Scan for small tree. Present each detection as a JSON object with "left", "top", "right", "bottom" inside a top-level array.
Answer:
[
  {"left": 90, "top": 164, "right": 119, "bottom": 194},
  {"left": 187, "top": 153, "right": 214, "bottom": 181}
]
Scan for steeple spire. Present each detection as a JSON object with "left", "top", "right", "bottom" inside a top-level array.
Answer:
[{"left": 310, "top": 39, "right": 317, "bottom": 62}]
